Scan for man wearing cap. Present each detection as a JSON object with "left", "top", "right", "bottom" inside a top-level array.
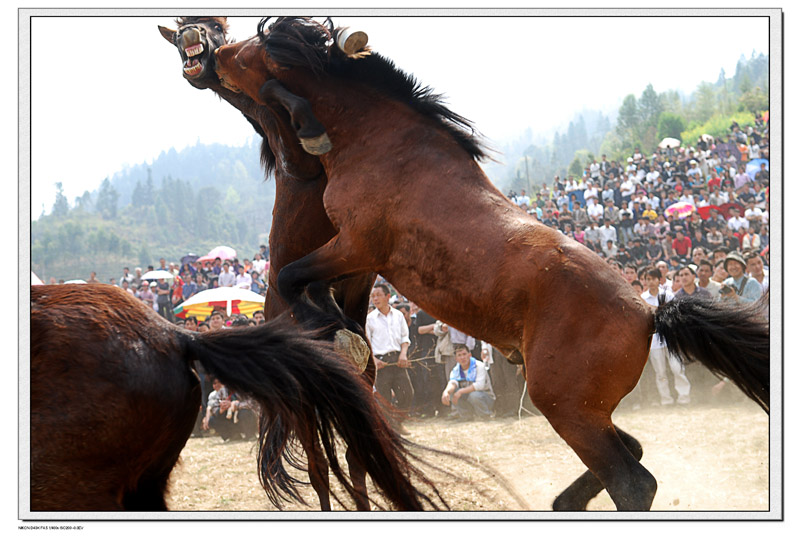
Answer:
[
  {"left": 720, "top": 252, "right": 762, "bottom": 303},
  {"left": 687, "top": 160, "right": 702, "bottom": 179}
]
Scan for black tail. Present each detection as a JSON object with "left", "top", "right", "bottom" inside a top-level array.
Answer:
[
  {"left": 653, "top": 293, "right": 769, "bottom": 413},
  {"left": 181, "top": 316, "right": 444, "bottom": 510}
]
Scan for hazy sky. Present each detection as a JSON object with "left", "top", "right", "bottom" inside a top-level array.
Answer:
[{"left": 26, "top": 12, "right": 769, "bottom": 217}]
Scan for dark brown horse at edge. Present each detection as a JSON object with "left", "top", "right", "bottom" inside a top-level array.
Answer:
[
  {"left": 212, "top": 17, "right": 770, "bottom": 511},
  {"left": 29, "top": 284, "right": 444, "bottom": 511},
  {"left": 158, "top": 17, "right": 378, "bottom": 511}
]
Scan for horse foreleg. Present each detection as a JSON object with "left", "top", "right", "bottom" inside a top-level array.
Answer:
[
  {"left": 277, "top": 234, "right": 372, "bottom": 335},
  {"left": 260, "top": 79, "right": 332, "bottom": 154},
  {"left": 552, "top": 427, "right": 644, "bottom": 511},
  {"left": 345, "top": 447, "right": 371, "bottom": 511}
]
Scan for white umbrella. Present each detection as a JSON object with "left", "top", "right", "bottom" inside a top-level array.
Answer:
[
  {"left": 64, "top": 279, "right": 87, "bottom": 284},
  {"left": 32, "top": 271, "right": 44, "bottom": 285},
  {"left": 142, "top": 270, "right": 175, "bottom": 280},
  {"left": 658, "top": 137, "right": 681, "bottom": 149},
  {"left": 174, "top": 286, "right": 265, "bottom": 318}
]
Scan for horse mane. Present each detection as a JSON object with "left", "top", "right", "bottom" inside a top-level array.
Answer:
[{"left": 257, "top": 17, "right": 492, "bottom": 162}]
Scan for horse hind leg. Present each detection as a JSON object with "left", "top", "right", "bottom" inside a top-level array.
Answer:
[
  {"left": 542, "top": 406, "right": 655, "bottom": 511},
  {"left": 525, "top": 343, "right": 656, "bottom": 510},
  {"left": 552, "top": 427, "right": 644, "bottom": 511}
]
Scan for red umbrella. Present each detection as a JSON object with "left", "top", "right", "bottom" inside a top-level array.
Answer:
[{"left": 718, "top": 202, "right": 744, "bottom": 219}]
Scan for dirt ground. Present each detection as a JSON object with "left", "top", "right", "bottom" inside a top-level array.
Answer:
[{"left": 166, "top": 397, "right": 769, "bottom": 514}]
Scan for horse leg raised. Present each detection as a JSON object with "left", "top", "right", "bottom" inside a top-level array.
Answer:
[
  {"left": 260, "top": 79, "right": 332, "bottom": 154},
  {"left": 276, "top": 234, "right": 372, "bottom": 335},
  {"left": 552, "top": 427, "right": 644, "bottom": 511}
]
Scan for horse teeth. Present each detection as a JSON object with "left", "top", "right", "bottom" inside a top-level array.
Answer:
[
  {"left": 185, "top": 44, "right": 204, "bottom": 57},
  {"left": 183, "top": 63, "right": 203, "bottom": 76}
]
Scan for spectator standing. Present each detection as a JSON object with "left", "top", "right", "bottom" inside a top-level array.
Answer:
[
  {"left": 119, "top": 267, "right": 134, "bottom": 287},
  {"left": 156, "top": 278, "right": 173, "bottom": 321},
  {"left": 641, "top": 269, "right": 691, "bottom": 406},
  {"left": 366, "top": 284, "right": 413, "bottom": 417}
]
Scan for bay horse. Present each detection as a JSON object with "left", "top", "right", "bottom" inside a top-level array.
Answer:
[
  {"left": 29, "top": 284, "right": 444, "bottom": 511},
  {"left": 158, "top": 17, "right": 375, "bottom": 511},
  {"left": 212, "top": 17, "right": 770, "bottom": 511}
]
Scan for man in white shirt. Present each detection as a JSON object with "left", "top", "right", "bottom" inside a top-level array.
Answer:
[
  {"left": 366, "top": 284, "right": 413, "bottom": 413},
  {"left": 641, "top": 268, "right": 691, "bottom": 405},
  {"left": 587, "top": 198, "right": 604, "bottom": 222},
  {"left": 218, "top": 261, "right": 237, "bottom": 287}
]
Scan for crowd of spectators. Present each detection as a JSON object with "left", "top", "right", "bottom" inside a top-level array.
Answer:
[{"left": 508, "top": 118, "right": 769, "bottom": 281}]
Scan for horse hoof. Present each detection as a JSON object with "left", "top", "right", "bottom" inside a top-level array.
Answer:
[
  {"left": 300, "top": 133, "right": 332, "bottom": 155},
  {"left": 336, "top": 28, "right": 368, "bottom": 56},
  {"left": 334, "top": 329, "right": 370, "bottom": 372}
]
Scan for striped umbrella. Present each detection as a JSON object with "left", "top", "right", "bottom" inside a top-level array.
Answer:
[
  {"left": 664, "top": 201, "right": 695, "bottom": 219},
  {"left": 173, "top": 287, "right": 265, "bottom": 320}
]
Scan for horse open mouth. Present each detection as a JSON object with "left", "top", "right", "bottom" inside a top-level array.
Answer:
[{"left": 182, "top": 43, "right": 206, "bottom": 77}]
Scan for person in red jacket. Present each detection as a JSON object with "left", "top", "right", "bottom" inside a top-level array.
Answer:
[{"left": 671, "top": 229, "right": 692, "bottom": 262}]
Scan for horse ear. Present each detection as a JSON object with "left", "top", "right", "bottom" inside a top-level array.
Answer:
[{"left": 158, "top": 25, "right": 177, "bottom": 45}]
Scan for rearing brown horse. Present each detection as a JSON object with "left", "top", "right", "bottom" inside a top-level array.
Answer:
[
  {"left": 159, "top": 17, "right": 377, "bottom": 510},
  {"left": 213, "top": 17, "right": 769, "bottom": 511}
]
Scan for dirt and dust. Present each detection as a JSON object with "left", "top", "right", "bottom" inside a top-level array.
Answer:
[{"left": 166, "top": 399, "right": 769, "bottom": 513}]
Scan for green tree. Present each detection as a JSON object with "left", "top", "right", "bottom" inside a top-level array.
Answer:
[
  {"left": 51, "top": 182, "right": 69, "bottom": 218},
  {"left": 657, "top": 112, "right": 687, "bottom": 141},
  {"left": 739, "top": 87, "right": 768, "bottom": 115},
  {"left": 96, "top": 178, "right": 119, "bottom": 220},
  {"left": 638, "top": 84, "right": 663, "bottom": 130},
  {"left": 616, "top": 94, "right": 640, "bottom": 146},
  {"left": 693, "top": 82, "right": 717, "bottom": 123}
]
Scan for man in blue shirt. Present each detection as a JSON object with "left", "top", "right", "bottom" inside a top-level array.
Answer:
[{"left": 441, "top": 344, "right": 495, "bottom": 420}]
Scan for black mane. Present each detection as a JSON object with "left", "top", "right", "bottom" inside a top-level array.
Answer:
[{"left": 257, "top": 17, "right": 491, "bottom": 162}]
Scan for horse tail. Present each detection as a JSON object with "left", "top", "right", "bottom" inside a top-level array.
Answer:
[
  {"left": 181, "top": 316, "right": 443, "bottom": 510},
  {"left": 653, "top": 292, "right": 769, "bottom": 413}
]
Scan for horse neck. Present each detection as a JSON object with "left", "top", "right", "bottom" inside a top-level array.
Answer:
[{"left": 268, "top": 172, "right": 337, "bottom": 276}]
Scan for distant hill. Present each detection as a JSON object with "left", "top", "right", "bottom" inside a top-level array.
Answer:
[{"left": 32, "top": 137, "right": 276, "bottom": 283}]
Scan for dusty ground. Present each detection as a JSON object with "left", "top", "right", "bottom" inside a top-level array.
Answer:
[{"left": 166, "top": 398, "right": 769, "bottom": 513}]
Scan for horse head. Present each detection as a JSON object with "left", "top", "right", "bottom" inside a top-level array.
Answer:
[
  {"left": 159, "top": 17, "right": 230, "bottom": 89},
  {"left": 213, "top": 34, "right": 275, "bottom": 104}
]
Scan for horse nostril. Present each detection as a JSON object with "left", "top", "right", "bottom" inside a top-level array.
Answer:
[{"left": 181, "top": 27, "right": 201, "bottom": 47}]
